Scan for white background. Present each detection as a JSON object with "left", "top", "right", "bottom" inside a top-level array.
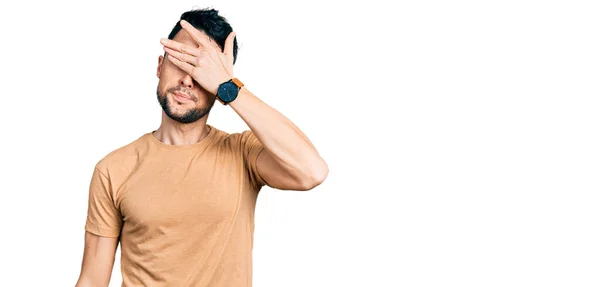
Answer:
[{"left": 0, "top": 0, "right": 599, "bottom": 286}]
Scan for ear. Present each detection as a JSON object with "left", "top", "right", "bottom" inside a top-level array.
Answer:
[{"left": 157, "top": 55, "right": 165, "bottom": 78}]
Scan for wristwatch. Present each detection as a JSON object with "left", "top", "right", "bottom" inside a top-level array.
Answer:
[{"left": 216, "top": 78, "right": 244, "bottom": 105}]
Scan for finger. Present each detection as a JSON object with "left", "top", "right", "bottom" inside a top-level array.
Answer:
[
  {"left": 179, "top": 19, "right": 212, "bottom": 48},
  {"left": 163, "top": 46, "right": 197, "bottom": 66},
  {"left": 166, "top": 54, "right": 194, "bottom": 75},
  {"left": 160, "top": 38, "right": 201, "bottom": 57},
  {"left": 223, "top": 31, "right": 236, "bottom": 65}
]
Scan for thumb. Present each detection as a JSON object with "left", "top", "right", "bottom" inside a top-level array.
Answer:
[{"left": 223, "top": 31, "right": 236, "bottom": 64}]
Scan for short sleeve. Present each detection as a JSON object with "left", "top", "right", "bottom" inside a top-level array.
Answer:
[
  {"left": 84, "top": 167, "right": 123, "bottom": 237},
  {"left": 241, "top": 130, "right": 268, "bottom": 188}
]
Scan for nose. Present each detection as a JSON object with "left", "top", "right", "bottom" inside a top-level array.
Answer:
[{"left": 180, "top": 74, "right": 195, "bottom": 89}]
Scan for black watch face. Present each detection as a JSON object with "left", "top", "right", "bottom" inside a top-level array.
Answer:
[{"left": 218, "top": 82, "right": 238, "bottom": 103}]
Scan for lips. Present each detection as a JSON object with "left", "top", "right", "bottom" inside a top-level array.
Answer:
[{"left": 173, "top": 92, "right": 193, "bottom": 101}]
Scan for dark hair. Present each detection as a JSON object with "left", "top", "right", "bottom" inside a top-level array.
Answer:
[{"left": 167, "top": 8, "right": 238, "bottom": 64}]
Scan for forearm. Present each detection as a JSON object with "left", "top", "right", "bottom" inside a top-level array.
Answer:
[{"left": 229, "top": 87, "right": 327, "bottom": 180}]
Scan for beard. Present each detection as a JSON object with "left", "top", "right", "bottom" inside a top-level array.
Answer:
[{"left": 156, "top": 86, "right": 215, "bottom": 124}]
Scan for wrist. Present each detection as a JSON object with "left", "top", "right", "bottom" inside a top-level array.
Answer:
[
  {"left": 212, "top": 76, "right": 231, "bottom": 95},
  {"left": 216, "top": 78, "right": 244, "bottom": 105}
]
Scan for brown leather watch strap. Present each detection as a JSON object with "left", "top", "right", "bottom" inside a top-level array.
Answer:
[{"left": 231, "top": 78, "right": 244, "bottom": 88}]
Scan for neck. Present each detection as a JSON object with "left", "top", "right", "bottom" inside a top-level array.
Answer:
[{"left": 153, "top": 112, "right": 211, "bottom": 145}]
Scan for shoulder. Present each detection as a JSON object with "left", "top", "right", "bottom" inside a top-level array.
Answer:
[
  {"left": 210, "top": 127, "right": 255, "bottom": 149},
  {"left": 94, "top": 133, "right": 151, "bottom": 175}
]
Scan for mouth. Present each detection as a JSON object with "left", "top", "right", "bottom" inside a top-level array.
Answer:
[{"left": 172, "top": 92, "right": 194, "bottom": 102}]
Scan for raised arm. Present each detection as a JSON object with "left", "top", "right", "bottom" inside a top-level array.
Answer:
[
  {"left": 231, "top": 88, "right": 328, "bottom": 190},
  {"left": 75, "top": 232, "right": 119, "bottom": 287}
]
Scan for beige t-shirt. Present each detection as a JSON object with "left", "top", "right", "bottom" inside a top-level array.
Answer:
[{"left": 84, "top": 125, "right": 267, "bottom": 287}]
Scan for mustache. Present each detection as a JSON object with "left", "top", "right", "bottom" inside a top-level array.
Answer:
[{"left": 167, "top": 86, "right": 197, "bottom": 102}]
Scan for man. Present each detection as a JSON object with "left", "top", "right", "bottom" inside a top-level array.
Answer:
[{"left": 75, "top": 8, "right": 328, "bottom": 287}]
